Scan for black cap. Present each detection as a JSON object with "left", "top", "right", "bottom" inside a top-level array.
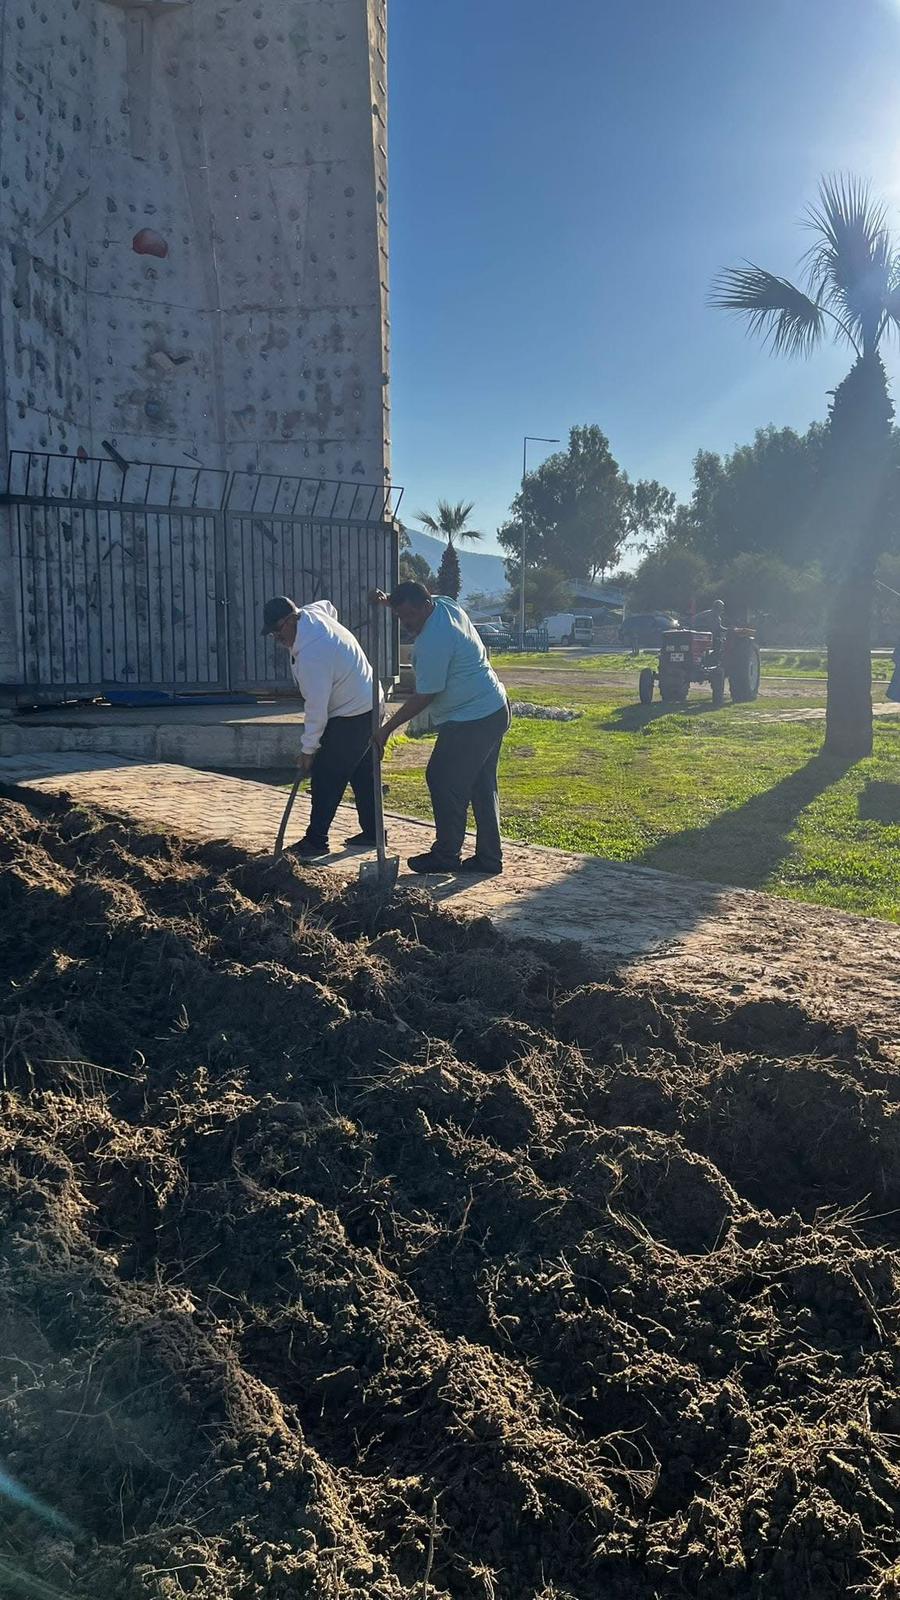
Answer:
[{"left": 260, "top": 596, "right": 297, "bottom": 636}]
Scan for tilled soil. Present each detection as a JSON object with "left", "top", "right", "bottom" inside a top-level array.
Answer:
[{"left": 3, "top": 789, "right": 900, "bottom": 1599}]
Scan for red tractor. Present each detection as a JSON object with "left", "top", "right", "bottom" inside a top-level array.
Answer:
[{"left": 638, "top": 605, "right": 761, "bottom": 707}]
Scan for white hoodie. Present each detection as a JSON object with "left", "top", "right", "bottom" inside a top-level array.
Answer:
[{"left": 289, "top": 600, "right": 376, "bottom": 755}]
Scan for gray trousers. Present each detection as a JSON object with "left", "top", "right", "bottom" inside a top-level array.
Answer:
[{"left": 425, "top": 700, "right": 511, "bottom": 869}]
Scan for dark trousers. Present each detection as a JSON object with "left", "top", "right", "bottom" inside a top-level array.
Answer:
[
  {"left": 306, "top": 711, "right": 375, "bottom": 848},
  {"left": 425, "top": 700, "right": 511, "bottom": 870}
]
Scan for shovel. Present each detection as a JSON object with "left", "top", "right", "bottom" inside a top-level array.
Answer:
[
  {"left": 274, "top": 773, "right": 305, "bottom": 859},
  {"left": 359, "top": 604, "right": 399, "bottom": 893}
]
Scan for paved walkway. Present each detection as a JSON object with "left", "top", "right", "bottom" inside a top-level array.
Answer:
[
  {"left": 2, "top": 753, "right": 898, "bottom": 1044},
  {"left": 749, "top": 700, "right": 900, "bottom": 724}
]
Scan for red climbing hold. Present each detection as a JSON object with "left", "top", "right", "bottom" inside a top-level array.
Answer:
[{"left": 132, "top": 229, "right": 169, "bottom": 259}]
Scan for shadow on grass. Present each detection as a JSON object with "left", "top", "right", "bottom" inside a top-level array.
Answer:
[
  {"left": 637, "top": 751, "right": 854, "bottom": 889},
  {"left": 606, "top": 699, "right": 724, "bottom": 734},
  {"left": 858, "top": 780, "right": 900, "bottom": 825}
]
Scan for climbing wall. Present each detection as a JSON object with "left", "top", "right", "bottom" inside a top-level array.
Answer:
[{"left": 0, "top": 0, "right": 391, "bottom": 687}]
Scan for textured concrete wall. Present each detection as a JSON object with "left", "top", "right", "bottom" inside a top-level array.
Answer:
[
  {"left": 0, "top": 0, "right": 391, "bottom": 686},
  {"left": 0, "top": 0, "right": 390, "bottom": 478}
]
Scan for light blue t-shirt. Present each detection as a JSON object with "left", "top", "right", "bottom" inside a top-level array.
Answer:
[{"left": 412, "top": 597, "right": 507, "bottom": 725}]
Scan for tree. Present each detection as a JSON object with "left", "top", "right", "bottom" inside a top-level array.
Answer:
[
  {"left": 503, "top": 562, "right": 573, "bottom": 624},
  {"left": 718, "top": 553, "right": 822, "bottom": 637},
  {"left": 397, "top": 525, "right": 434, "bottom": 589},
  {"left": 464, "top": 589, "right": 507, "bottom": 614},
  {"left": 436, "top": 542, "right": 462, "bottom": 600},
  {"left": 630, "top": 546, "right": 711, "bottom": 615},
  {"left": 712, "top": 175, "right": 900, "bottom": 758},
  {"left": 498, "top": 425, "right": 675, "bottom": 584},
  {"left": 673, "top": 426, "right": 827, "bottom": 568},
  {"left": 400, "top": 548, "right": 434, "bottom": 587},
  {"left": 414, "top": 499, "right": 482, "bottom": 602},
  {"left": 415, "top": 498, "right": 483, "bottom": 548},
  {"left": 874, "top": 552, "right": 900, "bottom": 644}
]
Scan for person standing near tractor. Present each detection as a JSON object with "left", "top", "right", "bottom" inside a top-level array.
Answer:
[
  {"left": 260, "top": 595, "right": 380, "bottom": 859},
  {"left": 371, "top": 582, "right": 511, "bottom": 876}
]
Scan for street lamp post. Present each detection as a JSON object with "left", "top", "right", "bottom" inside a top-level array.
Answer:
[{"left": 519, "top": 435, "right": 560, "bottom": 647}]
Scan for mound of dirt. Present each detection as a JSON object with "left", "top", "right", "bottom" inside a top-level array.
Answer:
[{"left": 3, "top": 787, "right": 900, "bottom": 1598}]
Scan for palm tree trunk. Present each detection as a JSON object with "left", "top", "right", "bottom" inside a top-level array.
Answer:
[
  {"left": 820, "top": 354, "right": 895, "bottom": 761},
  {"left": 437, "top": 542, "right": 462, "bottom": 601},
  {"left": 824, "top": 575, "right": 873, "bottom": 759}
]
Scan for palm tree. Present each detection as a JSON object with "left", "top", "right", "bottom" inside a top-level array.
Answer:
[
  {"left": 415, "top": 498, "right": 483, "bottom": 548},
  {"left": 711, "top": 175, "right": 900, "bottom": 758},
  {"left": 415, "top": 499, "right": 482, "bottom": 602}
]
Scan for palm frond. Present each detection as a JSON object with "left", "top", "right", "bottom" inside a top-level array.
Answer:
[
  {"left": 709, "top": 264, "right": 825, "bottom": 356},
  {"left": 415, "top": 498, "right": 481, "bottom": 544},
  {"left": 436, "top": 498, "right": 475, "bottom": 528},
  {"left": 802, "top": 174, "right": 891, "bottom": 351},
  {"left": 881, "top": 255, "right": 900, "bottom": 342}
]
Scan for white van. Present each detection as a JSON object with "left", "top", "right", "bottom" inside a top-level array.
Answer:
[{"left": 543, "top": 612, "right": 594, "bottom": 646}]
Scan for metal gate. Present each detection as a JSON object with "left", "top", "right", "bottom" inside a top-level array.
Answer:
[
  {"left": 2, "top": 452, "right": 401, "bottom": 699},
  {"left": 223, "top": 471, "right": 398, "bottom": 693}
]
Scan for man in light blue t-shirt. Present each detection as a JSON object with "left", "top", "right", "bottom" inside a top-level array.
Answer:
[{"left": 372, "top": 582, "right": 511, "bottom": 875}]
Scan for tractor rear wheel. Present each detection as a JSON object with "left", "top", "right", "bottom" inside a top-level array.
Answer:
[
  {"left": 728, "top": 638, "right": 761, "bottom": 702},
  {"left": 638, "top": 667, "right": 654, "bottom": 705}
]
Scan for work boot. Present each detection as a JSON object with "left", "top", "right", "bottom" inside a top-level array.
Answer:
[
  {"left": 457, "top": 856, "right": 503, "bottom": 877},
  {"left": 289, "top": 835, "right": 329, "bottom": 860},
  {"left": 407, "top": 851, "right": 461, "bottom": 875},
  {"left": 344, "top": 830, "right": 387, "bottom": 848}
]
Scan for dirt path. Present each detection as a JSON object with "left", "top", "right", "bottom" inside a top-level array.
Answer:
[
  {"left": 3, "top": 752, "right": 899, "bottom": 1047},
  {"left": 496, "top": 665, "right": 892, "bottom": 700}
]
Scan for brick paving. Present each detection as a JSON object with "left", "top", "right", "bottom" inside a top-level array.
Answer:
[{"left": 747, "top": 700, "right": 900, "bottom": 725}]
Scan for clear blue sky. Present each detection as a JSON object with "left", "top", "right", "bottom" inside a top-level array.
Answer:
[{"left": 388, "top": 0, "right": 900, "bottom": 558}]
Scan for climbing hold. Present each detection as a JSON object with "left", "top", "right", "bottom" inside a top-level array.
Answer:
[{"left": 132, "top": 228, "right": 168, "bottom": 258}]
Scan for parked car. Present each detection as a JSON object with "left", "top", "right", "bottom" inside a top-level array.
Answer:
[
  {"left": 619, "top": 612, "right": 681, "bottom": 652},
  {"left": 474, "top": 622, "right": 511, "bottom": 650}
]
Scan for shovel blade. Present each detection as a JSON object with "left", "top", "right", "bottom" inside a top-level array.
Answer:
[{"left": 359, "top": 854, "right": 400, "bottom": 892}]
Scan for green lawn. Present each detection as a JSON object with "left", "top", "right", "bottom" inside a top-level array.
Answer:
[
  {"left": 492, "top": 650, "right": 656, "bottom": 671},
  {"left": 382, "top": 684, "right": 900, "bottom": 921}
]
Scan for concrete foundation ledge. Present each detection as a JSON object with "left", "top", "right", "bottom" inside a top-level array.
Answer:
[{"left": 0, "top": 704, "right": 304, "bottom": 770}]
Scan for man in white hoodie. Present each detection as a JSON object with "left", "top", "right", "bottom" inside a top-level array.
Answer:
[{"left": 261, "top": 595, "right": 379, "bottom": 859}]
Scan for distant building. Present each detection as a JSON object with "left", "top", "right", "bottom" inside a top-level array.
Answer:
[{"left": 570, "top": 583, "right": 627, "bottom": 621}]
